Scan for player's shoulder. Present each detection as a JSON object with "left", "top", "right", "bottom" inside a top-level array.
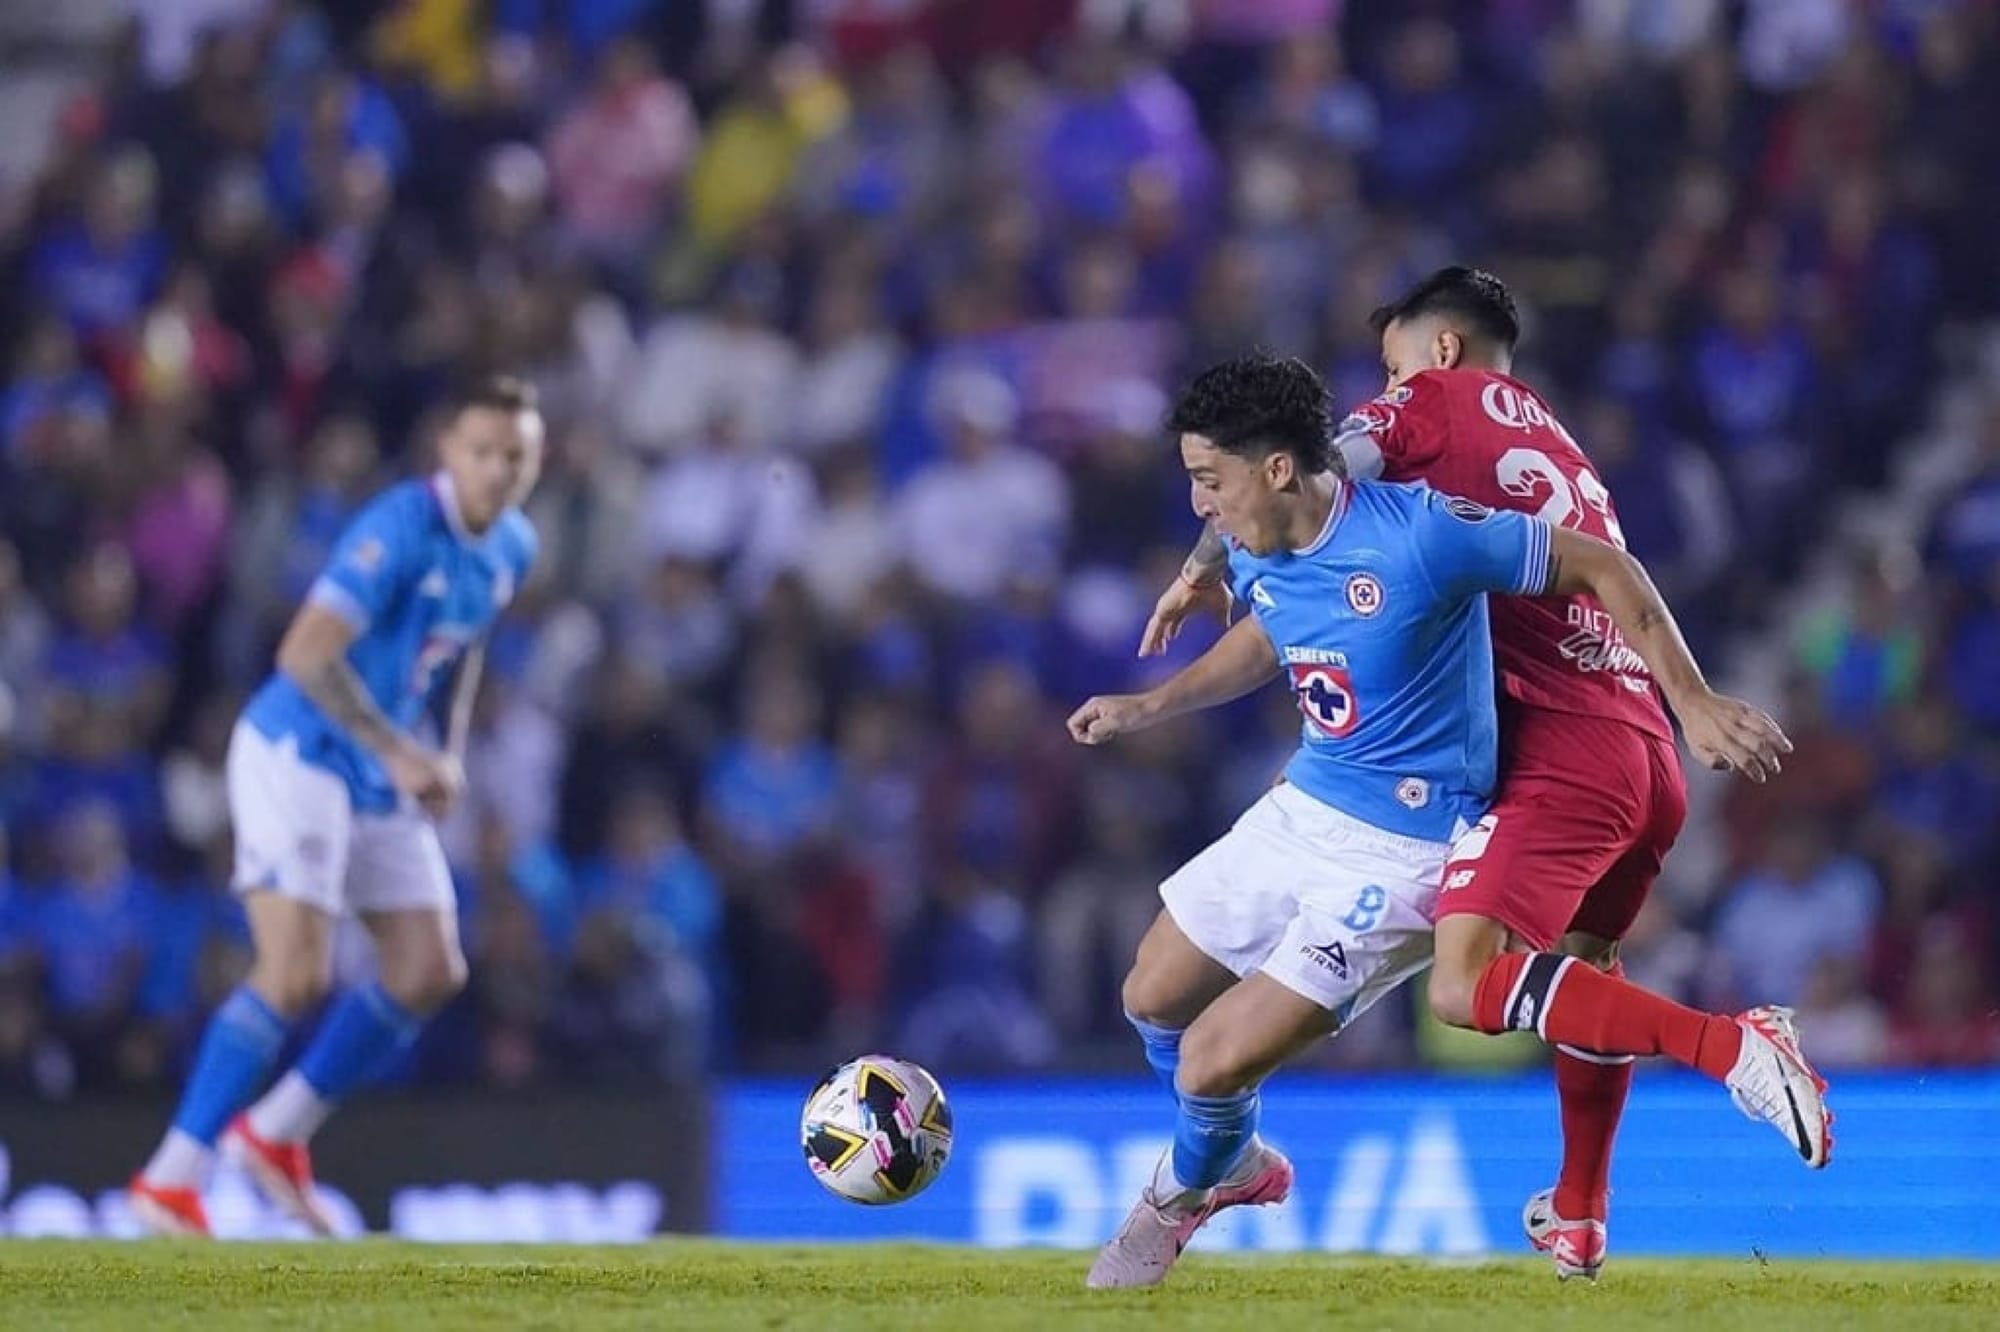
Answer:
[
  {"left": 349, "top": 478, "right": 440, "bottom": 543},
  {"left": 1350, "top": 477, "right": 1502, "bottom": 527},
  {"left": 1345, "top": 476, "right": 1434, "bottom": 519},
  {"left": 493, "top": 507, "right": 540, "bottom": 572}
]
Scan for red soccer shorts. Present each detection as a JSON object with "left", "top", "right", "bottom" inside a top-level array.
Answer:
[{"left": 1434, "top": 706, "right": 1687, "bottom": 950}]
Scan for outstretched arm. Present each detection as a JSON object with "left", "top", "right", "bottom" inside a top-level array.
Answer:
[
  {"left": 1073, "top": 613, "right": 1281, "bottom": 744},
  {"left": 1543, "top": 526, "right": 1792, "bottom": 781}
]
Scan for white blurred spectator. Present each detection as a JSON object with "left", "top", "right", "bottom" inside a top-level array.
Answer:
[
  {"left": 893, "top": 369, "right": 1069, "bottom": 603},
  {"left": 799, "top": 453, "right": 899, "bottom": 619},
  {"left": 615, "top": 264, "right": 801, "bottom": 457},
  {"left": 789, "top": 275, "right": 903, "bottom": 456}
]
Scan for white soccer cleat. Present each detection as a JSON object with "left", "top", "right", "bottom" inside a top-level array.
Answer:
[
  {"left": 1724, "top": 1005, "right": 1834, "bottom": 1168},
  {"left": 1084, "top": 1141, "right": 1294, "bottom": 1290},
  {"left": 1522, "top": 1186, "right": 1606, "bottom": 1281}
]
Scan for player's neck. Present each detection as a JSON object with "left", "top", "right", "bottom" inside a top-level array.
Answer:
[
  {"left": 1279, "top": 473, "right": 1340, "bottom": 551},
  {"left": 431, "top": 470, "right": 495, "bottom": 539}
]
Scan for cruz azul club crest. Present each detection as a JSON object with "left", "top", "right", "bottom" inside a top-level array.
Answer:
[{"left": 1288, "top": 662, "right": 1359, "bottom": 738}]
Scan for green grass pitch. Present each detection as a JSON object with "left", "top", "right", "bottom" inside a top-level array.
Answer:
[{"left": 2, "top": 1242, "right": 1995, "bottom": 1330}]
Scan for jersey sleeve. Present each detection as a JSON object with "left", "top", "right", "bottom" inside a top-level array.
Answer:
[
  {"left": 307, "top": 490, "right": 421, "bottom": 633},
  {"left": 1411, "top": 488, "right": 1553, "bottom": 602},
  {"left": 1332, "top": 374, "right": 1451, "bottom": 481}
]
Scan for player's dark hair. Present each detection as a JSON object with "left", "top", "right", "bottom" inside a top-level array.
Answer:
[
  {"left": 1369, "top": 266, "right": 1521, "bottom": 351},
  {"left": 457, "top": 374, "right": 539, "bottom": 417},
  {"left": 1166, "top": 351, "right": 1334, "bottom": 473}
]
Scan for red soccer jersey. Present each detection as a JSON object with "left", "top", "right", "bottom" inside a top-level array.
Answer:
[{"left": 1335, "top": 368, "right": 1675, "bottom": 744}]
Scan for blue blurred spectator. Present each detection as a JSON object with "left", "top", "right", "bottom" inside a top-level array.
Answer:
[
  {"left": 703, "top": 665, "right": 842, "bottom": 870},
  {"left": 29, "top": 804, "right": 161, "bottom": 1084},
  {"left": 29, "top": 151, "right": 169, "bottom": 341},
  {"left": 1711, "top": 813, "right": 1883, "bottom": 1011},
  {"left": 265, "top": 71, "right": 409, "bottom": 230}
]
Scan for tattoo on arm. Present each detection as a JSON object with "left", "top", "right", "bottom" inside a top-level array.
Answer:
[
  {"left": 298, "top": 658, "right": 408, "bottom": 758},
  {"left": 1183, "top": 523, "right": 1229, "bottom": 585},
  {"left": 1542, "top": 547, "right": 1564, "bottom": 595},
  {"left": 1635, "top": 602, "right": 1666, "bottom": 633}
]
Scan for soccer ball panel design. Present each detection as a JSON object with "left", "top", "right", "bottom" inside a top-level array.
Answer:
[{"left": 800, "top": 1055, "right": 953, "bottom": 1205}]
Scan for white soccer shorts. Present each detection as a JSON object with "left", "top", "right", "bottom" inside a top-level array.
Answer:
[
  {"left": 226, "top": 720, "right": 455, "bottom": 917},
  {"left": 1159, "top": 781, "right": 1447, "bottom": 1026}
]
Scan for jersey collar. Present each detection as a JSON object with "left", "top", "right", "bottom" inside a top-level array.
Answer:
[
  {"left": 430, "top": 471, "right": 479, "bottom": 546},
  {"left": 1290, "top": 479, "right": 1349, "bottom": 557}
]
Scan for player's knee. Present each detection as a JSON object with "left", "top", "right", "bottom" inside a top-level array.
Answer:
[
  {"left": 382, "top": 946, "right": 467, "bottom": 1015},
  {"left": 1120, "top": 965, "right": 1179, "bottom": 1030},
  {"left": 1174, "top": 1023, "right": 1257, "bottom": 1098},
  {"left": 1425, "top": 967, "right": 1480, "bottom": 1030},
  {"left": 248, "top": 955, "right": 333, "bottom": 1019}
]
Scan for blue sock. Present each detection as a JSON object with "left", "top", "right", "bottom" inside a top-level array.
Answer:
[
  {"left": 295, "top": 982, "right": 424, "bottom": 1102},
  {"left": 171, "top": 987, "right": 293, "bottom": 1145},
  {"left": 1172, "top": 1089, "right": 1259, "bottom": 1189},
  {"left": 1127, "top": 1013, "right": 1183, "bottom": 1097}
]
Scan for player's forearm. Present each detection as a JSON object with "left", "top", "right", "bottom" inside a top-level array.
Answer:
[
  {"left": 1141, "top": 615, "right": 1280, "bottom": 721},
  {"left": 1181, "top": 523, "right": 1229, "bottom": 587},
  {"left": 446, "top": 644, "right": 486, "bottom": 761},
  {"left": 284, "top": 656, "right": 418, "bottom": 761},
  {"left": 1546, "top": 532, "right": 1709, "bottom": 710}
]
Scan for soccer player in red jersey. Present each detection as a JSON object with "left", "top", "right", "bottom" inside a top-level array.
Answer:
[{"left": 1144, "top": 268, "right": 1827, "bottom": 1280}]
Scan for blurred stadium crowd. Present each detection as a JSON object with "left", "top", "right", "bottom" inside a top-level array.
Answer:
[{"left": 1, "top": 0, "right": 1997, "bottom": 1096}]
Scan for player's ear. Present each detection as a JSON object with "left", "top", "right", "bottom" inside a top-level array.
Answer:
[
  {"left": 1434, "top": 328, "right": 1462, "bottom": 370},
  {"left": 1264, "top": 449, "right": 1295, "bottom": 490}
]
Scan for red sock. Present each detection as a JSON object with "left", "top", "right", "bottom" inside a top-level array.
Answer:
[
  {"left": 1472, "top": 953, "right": 1743, "bottom": 1080},
  {"left": 1548, "top": 956, "right": 1636, "bottom": 1224},
  {"left": 1553, "top": 1048, "right": 1630, "bottom": 1222}
]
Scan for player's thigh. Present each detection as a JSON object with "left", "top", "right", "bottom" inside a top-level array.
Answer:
[
  {"left": 1435, "top": 768, "right": 1643, "bottom": 953},
  {"left": 359, "top": 904, "right": 467, "bottom": 1012},
  {"left": 1123, "top": 909, "right": 1239, "bottom": 1029},
  {"left": 349, "top": 815, "right": 464, "bottom": 1002},
  {"left": 227, "top": 720, "right": 354, "bottom": 917},
  {"left": 1177, "top": 972, "right": 1342, "bottom": 1097},
  {"left": 1568, "top": 733, "right": 1689, "bottom": 944},
  {"left": 1150, "top": 786, "right": 1321, "bottom": 1021}
]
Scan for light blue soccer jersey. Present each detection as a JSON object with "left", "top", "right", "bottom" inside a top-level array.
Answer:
[
  {"left": 1227, "top": 481, "right": 1551, "bottom": 843},
  {"left": 242, "top": 474, "right": 538, "bottom": 813}
]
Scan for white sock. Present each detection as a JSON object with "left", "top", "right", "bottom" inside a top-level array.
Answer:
[
  {"left": 1148, "top": 1148, "right": 1210, "bottom": 1208},
  {"left": 142, "top": 1129, "right": 212, "bottom": 1189},
  {"left": 245, "top": 1071, "right": 335, "bottom": 1144}
]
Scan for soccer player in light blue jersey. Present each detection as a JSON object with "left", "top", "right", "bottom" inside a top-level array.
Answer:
[
  {"left": 130, "top": 378, "right": 543, "bottom": 1236},
  {"left": 1065, "top": 353, "right": 1786, "bottom": 1289}
]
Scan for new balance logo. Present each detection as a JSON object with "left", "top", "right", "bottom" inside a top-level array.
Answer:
[
  {"left": 1251, "top": 580, "right": 1276, "bottom": 609},
  {"left": 1300, "top": 940, "right": 1349, "bottom": 978}
]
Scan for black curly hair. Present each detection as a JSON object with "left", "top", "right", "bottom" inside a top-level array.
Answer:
[
  {"left": 1166, "top": 351, "right": 1334, "bottom": 474},
  {"left": 1368, "top": 265, "right": 1521, "bottom": 351}
]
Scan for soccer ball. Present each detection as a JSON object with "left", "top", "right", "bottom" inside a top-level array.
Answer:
[{"left": 799, "top": 1054, "right": 953, "bottom": 1205}]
